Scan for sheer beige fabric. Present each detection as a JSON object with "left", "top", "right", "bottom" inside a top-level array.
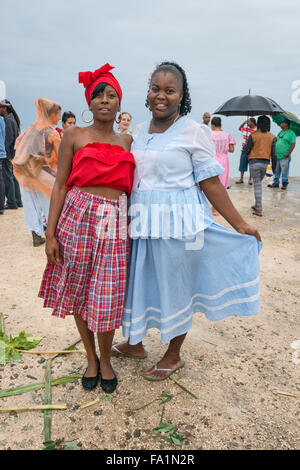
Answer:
[{"left": 13, "top": 98, "right": 61, "bottom": 198}]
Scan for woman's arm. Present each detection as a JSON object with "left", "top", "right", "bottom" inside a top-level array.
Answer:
[
  {"left": 199, "top": 176, "right": 261, "bottom": 241},
  {"left": 45, "top": 127, "right": 76, "bottom": 265},
  {"left": 284, "top": 142, "right": 295, "bottom": 158},
  {"left": 239, "top": 120, "right": 247, "bottom": 131},
  {"left": 228, "top": 143, "right": 235, "bottom": 153},
  {"left": 48, "top": 130, "right": 61, "bottom": 168}
]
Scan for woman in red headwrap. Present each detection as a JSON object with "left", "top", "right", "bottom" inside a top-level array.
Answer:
[{"left": 39, "top": 64, "right": 135, "bottom": 393}]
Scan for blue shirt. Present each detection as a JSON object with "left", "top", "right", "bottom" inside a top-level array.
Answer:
[
  {"left": 0, "top": 116, "right": 6, "bottom": 159},
  {"left": 129, "top": 117, "right": 224, "bottom": 239}
]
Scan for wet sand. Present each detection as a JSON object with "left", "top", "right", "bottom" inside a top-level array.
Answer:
[{"left": 0, "top": 178, "right": 299, "bottom": 450}]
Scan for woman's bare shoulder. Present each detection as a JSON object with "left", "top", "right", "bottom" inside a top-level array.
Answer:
[
  {"left": 116, "top": 132, "right": 133, "bottom": 151},
  {"left": 63, "top": 125, "right": 85, "bottom": 139},
  {"left": 62, "top": 125, "right": 91, "bottom": 148}
]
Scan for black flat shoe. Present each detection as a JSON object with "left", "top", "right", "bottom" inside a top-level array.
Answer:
[
  {"left": 81, "top": 361, "right": 100, "bottom": 390},
  {"left": 99, "top": 368, "right": 118, "bottom": 394}
]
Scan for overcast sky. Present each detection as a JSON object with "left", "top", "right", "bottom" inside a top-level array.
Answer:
[{"left": 1, "top": 0, "right": 300, "bottom": 174}]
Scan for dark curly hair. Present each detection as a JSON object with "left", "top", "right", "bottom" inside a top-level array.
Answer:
[
  {"left": 0, "top": 99, "right": 21, "bottom": 131},
  {"left": 62, "top": 111, "right": 76, "bottom": 123},
  {"left": 145, "top": 61, "right": 192, "bottom": 116},
  {"left": 211, "top": 116, "right": 222, "bottom": 127},
  {"left": 257, "top": 115, "right": 270, "bottom": 133}
]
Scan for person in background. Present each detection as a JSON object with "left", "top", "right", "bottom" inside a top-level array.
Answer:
[
  {"left": 0, "top": 116, "right": 6, "bottom": 214},
  {"left": 270, "top": 119, "right": 296, "bottom": 190},
  {"left": 13, "top": 98, "right": 61, "bottom": 246},
  {"left": 265, "top": 164, "right": 274, "bottom": 187},
  {"left": 117, "top": 112, "right": 132, "bottom": 134},
  {"left": 211, "top": 116, "right": 236, "bottom": 189},
  {"left": 56, "top": 111, "right": 76, "bottom": 138},
  {"left": 236, "top": 117, "right": 257, "bottom": 185},
  {"left": 244, "top": 115, "right": 277, "bottom": 217},
  {"left": 202, "top": 112, "right": 211, "bottom": 126},
  {"left": 0, "top": 99, "right": 22, "bottom": 209}
]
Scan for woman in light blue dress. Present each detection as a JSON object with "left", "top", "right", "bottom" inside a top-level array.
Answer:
[{"left": 112, "top": 62, "right": 262, "bottom": 380}]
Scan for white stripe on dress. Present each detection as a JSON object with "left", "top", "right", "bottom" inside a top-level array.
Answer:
[
  {"left": 123, "top": 276, "right": 260, "bottom": 324},
  {"left": 122, "top": 292, "right": 260, "bottom": 335}
]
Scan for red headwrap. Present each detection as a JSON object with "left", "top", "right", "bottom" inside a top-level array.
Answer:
[{"left": 79, "top": 63, "right": 122, "bottom": 105}]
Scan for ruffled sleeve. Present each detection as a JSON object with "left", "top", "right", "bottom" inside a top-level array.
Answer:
[{"left": 190, "top": 124, "right": 224, "bottom": 183}]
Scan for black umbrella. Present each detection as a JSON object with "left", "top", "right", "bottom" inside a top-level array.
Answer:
[{"left": 214, "top": 91, "right": 284, "bottom": 116}]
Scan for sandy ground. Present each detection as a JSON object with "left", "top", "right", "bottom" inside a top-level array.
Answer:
[{"left": 0, "top": 178, "right": 299, "bottom": 451}]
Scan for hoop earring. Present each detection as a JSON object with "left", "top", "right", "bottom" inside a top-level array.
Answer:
[
  {"left": 115, "top": 109, "right": 122, "bottom": 124},
  {"left": 81, "top": 109, "right": 93, "bottom": 123}
]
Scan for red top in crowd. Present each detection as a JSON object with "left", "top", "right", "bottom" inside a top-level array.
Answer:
[{"left": 66, "top": 142, "right": 136, "bottom": 195}]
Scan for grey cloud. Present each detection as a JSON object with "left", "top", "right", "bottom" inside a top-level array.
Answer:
[{"left": 1, "top": 0, "right": 299, "bottom": 141}]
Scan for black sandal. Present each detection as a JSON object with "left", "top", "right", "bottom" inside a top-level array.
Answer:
[
  {"left": 99, "top": 368, "right": 118, "bottom": 394},
  {"left": 81, "top": 358, "right": 100, "bottom": 390}
]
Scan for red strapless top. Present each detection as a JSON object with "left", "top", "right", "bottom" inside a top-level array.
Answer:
[{"left": 66, "top": 142, "right": 136, "bottom": 194}]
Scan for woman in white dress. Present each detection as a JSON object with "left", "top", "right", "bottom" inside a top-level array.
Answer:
[{"left": 112, "top": 62, "right": 262, "bottom": 381}]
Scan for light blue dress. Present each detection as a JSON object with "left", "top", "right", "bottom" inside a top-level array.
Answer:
[{"left": 122, "top": 117, "right": 262, "bottom": 345}]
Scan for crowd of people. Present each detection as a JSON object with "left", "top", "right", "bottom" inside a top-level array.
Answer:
[
  {"left": 0, "top": 96, "right": 134, "bottom": 245},
  {"left": 0, "top": 100, "right": 23, "bottom": 214},
  {"left": 1, "top": 96, "right": 296, "bottom": 224},
  {"left": 0, "top": 61, "right": 296, "bottom": 394},
  {"left": 201, "top": 111, "right": 297, "bottom": 216}
]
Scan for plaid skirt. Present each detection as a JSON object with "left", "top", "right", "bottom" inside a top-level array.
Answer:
[{"left": 39, "top": 187, "right": 129, "bottom": 332}]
